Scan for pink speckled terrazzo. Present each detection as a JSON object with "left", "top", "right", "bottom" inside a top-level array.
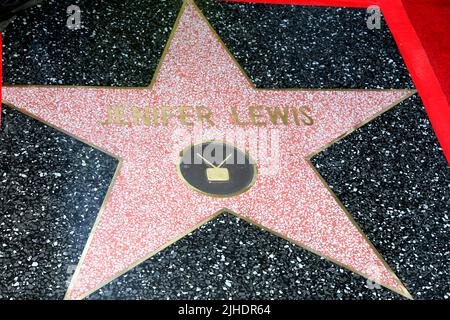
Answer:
[{"left": 2, "top": 0, "right": 412, "bottom": 299}]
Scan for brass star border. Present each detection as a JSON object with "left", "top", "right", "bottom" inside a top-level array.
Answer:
[{"left": 2, "top": 0, "right": 416, "bottom": 300}]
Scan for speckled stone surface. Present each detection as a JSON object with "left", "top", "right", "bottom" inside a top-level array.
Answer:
[
  {"left": 2, "top": 0, "right": 183, "bottom": 86},
  {"left": 311, "top": 94, "right": 450, "bottom": 300},
  {"left": 3, "top": 0, "right": 442, "bottom": 301},
  {"left": 195, "top": 0, "right": 413, "bottom": 89},
  {"left": 0, "top": 105, "right": 118, "bottom": 299},
  {"left": 87, "top": 213, "right": 402, "bottom": 300},
  {"left": 3, "top": 1, "right": 412, "bottom": 299}
]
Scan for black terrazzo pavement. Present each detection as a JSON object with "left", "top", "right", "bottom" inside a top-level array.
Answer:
[
  {"left": 0, "top": 105, "right": 118, "bottom": 299},
  {"left": 0, "top": 0, "right": 39, "bottom": 28},
  {"left": 311, "top": 94, "right": 450, "bottom": 300},
  {"left": 195, "top": 0, "right": 414, "bottom": 89},
  {"left": 2, "top": 0, "right": 444, "bottom": 302},
  {"left": 2, "top": 0, "right": 183, "bottom": 87},
  {"left": 88, "top": 213, "right": 403, "bottom": 300}
]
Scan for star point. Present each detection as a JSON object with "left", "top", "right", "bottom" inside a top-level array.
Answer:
[{"left": 2, "top": 0, "right": 413, "bottom": 300}]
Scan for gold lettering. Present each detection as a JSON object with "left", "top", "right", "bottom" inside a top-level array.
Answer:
[
  {"left": 196, "top": 106, "right": 215, "bottom": 126},
  {"left": 114, "top": 105, "right": 128, "bottom": 126},
  {"left": 299, "top": 106, "right": 314, "bottom": 126},
  {"left": 132, "top": 107, "right": 153, "bottom": 126},
  {"left": 100, "top": 104, "right": 315, "bottom": 127},
  {"left": 179, "top": 106, "right": 195, "bottom": 126},
  {"left": 249, "top": 106, "right": 266, "bottom": 126},
  {"left": 266, "top": 106, "right": 289, "bottom": 125},
  {"left": 100, "top": 105, "right": 113, "bottom": 125},
  {"left": 152, "top": 106, "right": 159, "bottom": 126},
  {"left": 231, "top": 106, "right": 249, "bottom": 126},
  {"left": 161, "top": 106, "right": 176, "bottom": 126}
]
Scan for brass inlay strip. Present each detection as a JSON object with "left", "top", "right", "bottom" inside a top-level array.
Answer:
[
  {"left": 3, "top": 0, "right": 412, "bottom": 92},
  {"left": 1, "top": 0, "right": 416, "bottom": 300}
]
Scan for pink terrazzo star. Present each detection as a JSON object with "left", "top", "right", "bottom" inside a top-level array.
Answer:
[{"left": 3, "top": 0, "right": 413, "bottom": 299}]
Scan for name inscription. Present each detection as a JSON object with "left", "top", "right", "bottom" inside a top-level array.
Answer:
[{"left": 100, "top": 105, "right": 314, "bottom": 127}]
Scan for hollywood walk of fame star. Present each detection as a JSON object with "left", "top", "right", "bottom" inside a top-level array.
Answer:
[{"left": 2, "top": 0, "right": 415, "bottom": 299}]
